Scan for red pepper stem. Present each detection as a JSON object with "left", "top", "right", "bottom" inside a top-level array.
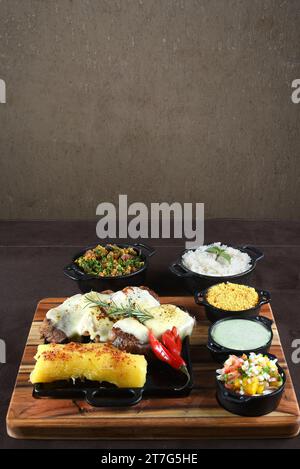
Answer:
[
  {"left": 174, "top": 365, "right": 191, "bottom": 392},
  {"left": 180, "top": 365, "right": 190, "bottom": 383}
]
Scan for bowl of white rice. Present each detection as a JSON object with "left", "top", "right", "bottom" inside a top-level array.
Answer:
[{"left": 169, "top": 243, "right": 264, "bottom": 293}]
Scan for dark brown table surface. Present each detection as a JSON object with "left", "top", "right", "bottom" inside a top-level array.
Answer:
[{"left": 1, "top": 219, "right": 300, "bottom": 449}]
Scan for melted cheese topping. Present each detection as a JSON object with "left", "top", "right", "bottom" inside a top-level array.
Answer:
[
  {"left": 45, "top": 288, "right": 159, "bottom": 342},
  {"left": 45, "top": 290, "right": 194, "bottom": 345},
  {"left": 112, "top": 318, "right": 149, "bottom": 344},
  {"left": 144, "top": 304, "right": 195, "bottom": 339},
  {"left": 46, "top": 293, "right": 114, "bottom": 341},
  {"left": 110, "top": 287, "right": 160, "bottom": 310}
]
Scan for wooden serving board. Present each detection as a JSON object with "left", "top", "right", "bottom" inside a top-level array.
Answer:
[{"left": 6, "top": 297, "right": 300, "bottom": 440}]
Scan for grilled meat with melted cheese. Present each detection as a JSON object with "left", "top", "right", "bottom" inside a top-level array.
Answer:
[{"left": 40, "top": 287, "right": 195, "bottom": 354}]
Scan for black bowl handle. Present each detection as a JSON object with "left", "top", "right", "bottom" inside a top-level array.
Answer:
[
  {"left": 258, "top": 290, "right": 271, "bottom": 306},
  {"left": 169, "top": 262, "right": 192, "bottom": 278},
  {"left": 133, "top": 242, "right": 156, "bottom": 257},
  {"left": 63, "top": 264, "right": 84, "bottom": 281},
  {"left": 207, "top": 342, "right": 226, "bottom": 353},
  {"left": 240, "top": 245, "right": 264, "bottom": 263},
  {"left": 256, "top": 315, "right": 273, "bottom": 328},
  {"left": 85, "top": 388, "right": 143, "bottom": 407},
  {"left": 194, "top": 290, "right": 207, "bottom": 306},
  {"left": 33, "top": 384, "right": 85, "bottom": 400},
  {"left": 223, "top": 391, "right": 252, "bottom": 404}
]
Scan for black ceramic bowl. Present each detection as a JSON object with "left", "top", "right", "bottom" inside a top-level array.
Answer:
[
  {"left": 194, "top": 284, "right": 271, "bottom": 323},
  {"left": 207, "top": 316, "right": 273, "bottom": 363},
  {"left": 63, "top": 242, "right": 156, "bottom": 293},
  {"left": 169, "top": 245, "right": 264, "bottom": 294},
  {"left": 216, "top": 354, "right": 286, "bottom": 416}
]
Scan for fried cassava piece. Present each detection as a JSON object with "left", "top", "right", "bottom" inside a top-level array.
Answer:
[{"left": 30, "top": 342, "right": 147, "bottom": 388}]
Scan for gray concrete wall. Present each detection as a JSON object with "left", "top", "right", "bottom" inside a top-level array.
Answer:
[{"left": 0, "top": 0, "right": 299, "bottom": 220}]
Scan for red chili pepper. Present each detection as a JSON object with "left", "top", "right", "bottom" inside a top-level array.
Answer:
[
  {"left": 162, "top": 329, "right": 181, "bottom": 356},
  {"left": 172, "top": 326, "right": 182, "bottom": 354},
  {"left": 148, "top": 329, "right": 190, "bottom": 384}
]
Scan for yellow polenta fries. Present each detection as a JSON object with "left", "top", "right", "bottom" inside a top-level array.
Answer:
[{"left": 30, "top": 342, "right": 147, "bottom": 388}]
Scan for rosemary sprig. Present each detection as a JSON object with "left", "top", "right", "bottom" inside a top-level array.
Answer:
[{"left": 83, "top": 293, "right": 153, "bottom": 324}]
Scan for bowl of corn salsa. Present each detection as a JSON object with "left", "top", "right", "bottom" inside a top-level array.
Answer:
[
  {"left": 217, "top": 353, "right": 283, "bottom": 396},
  {"left": 216, "top": 353, "right": 286, "bottom": 416},
  {"left": 194, "top": 282, "right": 271, "bottom": 323},
  {"left": 63, "top": 243, "right": 156, "bottom": 293}
]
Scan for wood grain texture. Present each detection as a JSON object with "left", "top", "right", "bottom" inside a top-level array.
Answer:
[{"left": 6, "top": 297, "right": 300, "bottom": 440}]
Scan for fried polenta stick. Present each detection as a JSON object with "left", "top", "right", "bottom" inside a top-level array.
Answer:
[{"left": 30, "top": 342, "right": 147, "bottom": 388}]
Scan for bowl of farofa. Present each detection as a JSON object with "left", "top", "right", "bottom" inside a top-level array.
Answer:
[{"left": 194, "top": 282, "right": 271, "bottom": 323}]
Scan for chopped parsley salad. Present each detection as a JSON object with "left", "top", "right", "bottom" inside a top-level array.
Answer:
[
  {"left": 75, "top": 244, "right": 145, "bottom": 277},
  {"left": 217, "top": 353, "right": 283, "bottom": 396}
]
